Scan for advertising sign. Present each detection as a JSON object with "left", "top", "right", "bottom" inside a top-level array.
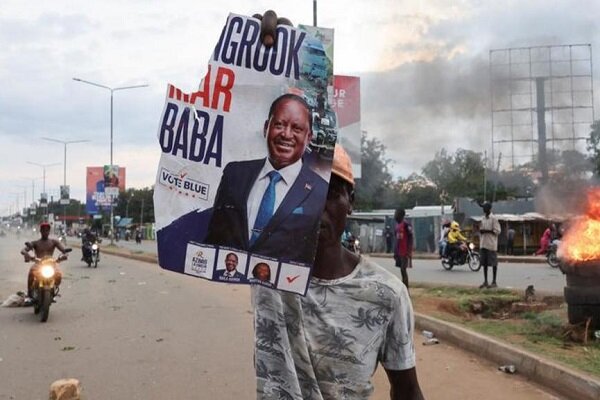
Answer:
[
  {"left": 86, "top": 166, "right": 126, "bottom": 214},
  {"left": 60, "top": 185, "right": 70, "bottom": 205},
  {"left": 154, "top": 14, "right": 335, "bottom": 295},
  {"left": 40, "top": 193, "right": 48, "bottom": 208},
  {"left": 332, "top": 75, "right": 361, "bottom": 178},
  {"left": 103, "top": 165, "right": 120, "bottom": 197}
]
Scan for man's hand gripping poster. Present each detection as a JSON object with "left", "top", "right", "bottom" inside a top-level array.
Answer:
[{"left": 154, "top": 14, "right": 335, "bottom": 295}]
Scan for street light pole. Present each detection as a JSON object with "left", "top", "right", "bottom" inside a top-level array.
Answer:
[
  {"left": 42, "top": 137, "right": 90, "bottom": 230},
  {"left": 27, "top": 162, "right": 60, "bottom": 220},
  {"left": 72, "top": 77, "right": 148, "bottom": 245}
]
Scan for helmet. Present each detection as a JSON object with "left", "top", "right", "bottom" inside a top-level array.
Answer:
[
  {"left": 331, "top": 144, "right": 354, "bottom": 186},
  {"left": 450, "top": 221, "right": 460, "bottom": 230}
]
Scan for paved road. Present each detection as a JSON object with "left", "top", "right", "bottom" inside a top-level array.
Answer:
[
  {"left": 372, "top": 257, "right": 565, "bottom": 294},
  {"left": 103, "top": 238, "right": 566, "bottom": 294},
  {"left": 0, "top": 234, "right": 562, "bottom": 399},
  {"left": 1, "top": 235, "right": 255, "bottom": 400}
]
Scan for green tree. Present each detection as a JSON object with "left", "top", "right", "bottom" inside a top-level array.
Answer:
[
  {"left": 421, "top": 148, "right": 485, "bottom": 199},
  {"left": 114, "top": 187, "right": 154, "bottom": 224},
  {"left": 354, "top": 132, "right": 394, "bottom": 210},
  {"left": 389, "top": 173, "right": 440, "bottom": 209},
  {"left": 586, "top": 120, "right": 600, "bottom": 177}
]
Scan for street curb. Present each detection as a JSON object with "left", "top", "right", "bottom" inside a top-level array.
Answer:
[
  {"left": 69, "top": 243, "right": 158, "bottom": 265},
  {"left": 370, "top": 253, "right": 547, "bottom": 264},
  {"left": 415, "top": 313, "right": 600, "bottom": 400}
]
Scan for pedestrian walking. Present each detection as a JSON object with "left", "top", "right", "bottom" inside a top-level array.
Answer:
[
  {"left": 506, "top": 227, "right": 515, "bottom": 255},
  {"left": 394, "top": 208, "right": 413, "bottom": 288},
  {"left": 478, "top": 202, "right": 501, "bottom": 288},
  {"left": 385, "top": 225, "right": 393, "bottom": 253}
]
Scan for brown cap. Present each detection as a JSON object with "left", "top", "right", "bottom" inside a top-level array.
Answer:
[{"left": 331, "top": 144, "right": 354, "bottom": 186}]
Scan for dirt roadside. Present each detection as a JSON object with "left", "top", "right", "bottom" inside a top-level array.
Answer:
[{"left": 371, "top": 338, "right": 561, "bottom": 400}]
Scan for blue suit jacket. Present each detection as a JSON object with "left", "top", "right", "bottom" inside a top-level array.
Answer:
[
  {"left": 213, "top": 269, "right": 247, "bottom": 283},
  {"left": 157, "top": 158, "right": 328, "bottom": 272}
]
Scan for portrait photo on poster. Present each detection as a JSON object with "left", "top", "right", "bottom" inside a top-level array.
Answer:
[
  {"left": 154, "top": 13, "right": 336, "bottom": 296},
  {"left": 213, "top": 248, "right": 249, "bottom": 283},
  {"left": 247, "top": 254, "right": 280, "bottom": 289}
]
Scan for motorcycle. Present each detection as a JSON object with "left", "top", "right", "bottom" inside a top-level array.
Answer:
[
  {"left": 83, "top": 240, "right": 101, "bottom": 268},
  {"left": 342, "top": 234, "right": 361, "bottom": 254},
  {"left": 28, "top": 248, "right": 71, "bottom": 322},
  {"left": 546, "top": 239, "right": 560, "bottom": 268},
  {"left": 441, "top": 242, "right": 481, "bottom": 271}
]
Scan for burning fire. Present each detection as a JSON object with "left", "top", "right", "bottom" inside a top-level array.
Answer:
[{"left": 561, "top": 188, "right": 600, "bottom": 262}]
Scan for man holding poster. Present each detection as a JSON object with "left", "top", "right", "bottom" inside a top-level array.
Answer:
[
  {"left": 204, "top": 93, "right": 327, "bottom": 263},
  {"left": 155, "top": 11, "right": 423, "bottom": 398}
]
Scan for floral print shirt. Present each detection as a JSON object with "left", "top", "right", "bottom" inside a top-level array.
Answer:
[{"left": 253, "top": 256, "right": 415, "bottom": 399}]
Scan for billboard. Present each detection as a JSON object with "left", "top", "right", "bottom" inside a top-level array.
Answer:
[
  {"left": 86, "top": 166, "right": 126, "bottom": 214},
  {"left": 332, "top": 75, "right": 361, "bottom": 178}
]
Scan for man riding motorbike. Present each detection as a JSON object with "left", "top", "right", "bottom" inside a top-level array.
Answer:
[
  {"left": 446, "top": 221, "right": 467, "bottom": 261},
  {"left": 20, "top": 222, "right": 68, "bottom": 300},
  {"left": 81, "top": 228, "right": 98, "bottom": 261}
]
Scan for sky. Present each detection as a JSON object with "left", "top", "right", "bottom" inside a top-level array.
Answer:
[{"left": 1, "top": 0, "right": 600, "bottom": 214}]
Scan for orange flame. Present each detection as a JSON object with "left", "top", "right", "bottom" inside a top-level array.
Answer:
[{"left": 561, "top": 188, "right": 600, "bottom": 262}]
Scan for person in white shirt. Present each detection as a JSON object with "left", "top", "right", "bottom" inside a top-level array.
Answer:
[{"left": 478, "top": 202, "right": 501, "bottom": 288}]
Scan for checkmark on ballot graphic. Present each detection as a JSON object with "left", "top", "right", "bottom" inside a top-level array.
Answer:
[{"left": 286, "top": 275, "right": 301, "bottom": 284}]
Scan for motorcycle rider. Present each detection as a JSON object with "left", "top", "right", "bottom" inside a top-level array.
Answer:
[
  {"left": 439, "top": 219, "right": 451, "bottom": 259},
  {"left": 81, "top": 228, "right": 98, "bottom": 261},
  {"left": 20, "top": 221, "right": 68, "bottom": 299},
  {"left": 446, "top": 221, "right": 467, "bottom": 261}
]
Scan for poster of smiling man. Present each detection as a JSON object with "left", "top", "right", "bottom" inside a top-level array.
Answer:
[{"left": 154, "top": 14, "right": 335, "bottom": 296}]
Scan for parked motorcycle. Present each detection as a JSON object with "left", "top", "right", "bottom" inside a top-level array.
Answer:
[
  {"left": 28, "top": 248, "right": 71, "bottom": 322},
  {"left": 441, "top": 242, "right": 481, "bottom": 271},
  {"left": 546, "top": 239, "right": 560, "bottom": 268},
  {"left": 83, "top": 240, "right": 101, "bottom": 268}
]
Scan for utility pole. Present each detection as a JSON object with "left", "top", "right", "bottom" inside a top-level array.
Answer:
[
  {"left": 42, "top": 137, "right": 90, "bottom": 231},
  {"left": 140, "top": 197, "right": 145, "bottom": 239},
  {"left": 27, "top": 162, "right": 60, "bottom": 220},
  {"left": 73, "top": 78, "right": 148, "bottom": 245}
]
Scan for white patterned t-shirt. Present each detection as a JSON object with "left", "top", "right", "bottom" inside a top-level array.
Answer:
[{"left": 253, "top": 256, "right": 416, "bottom": 399}]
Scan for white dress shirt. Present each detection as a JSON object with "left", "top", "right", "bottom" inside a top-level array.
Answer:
[{"left": 246, "top": 158, "right": 303, "bottom": 240}]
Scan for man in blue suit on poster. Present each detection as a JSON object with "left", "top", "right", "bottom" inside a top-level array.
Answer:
[
  {"left": 214, "top": 252, "right": 247, "bottom": 282},
  {"left": 157, "top": 93, "right": 328, "bottom": 271}
]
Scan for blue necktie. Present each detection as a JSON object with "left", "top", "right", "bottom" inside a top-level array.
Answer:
[{"left": 250, "top": 171, "right": 282, "bottom": 245}]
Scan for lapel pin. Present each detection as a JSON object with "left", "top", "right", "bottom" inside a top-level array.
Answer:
[{"left": 304, "top": 183, "right": 312, "bottom": 191}]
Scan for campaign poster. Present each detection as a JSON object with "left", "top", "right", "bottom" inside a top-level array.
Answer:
[
  {"left": 60, "top": 185, "right": 70, "bottom": 205},
  {"left": 154, "top": 14, "right": 335, "bottom": 296},
  {"left": 333, "top": 75, "right": 361, "bottom": 178},
  {"left": 86, "top": 166, "right": 126, "bottom": 214},
  {"left": 103, "top": 165, "right": 120, "bottom": 197}
]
